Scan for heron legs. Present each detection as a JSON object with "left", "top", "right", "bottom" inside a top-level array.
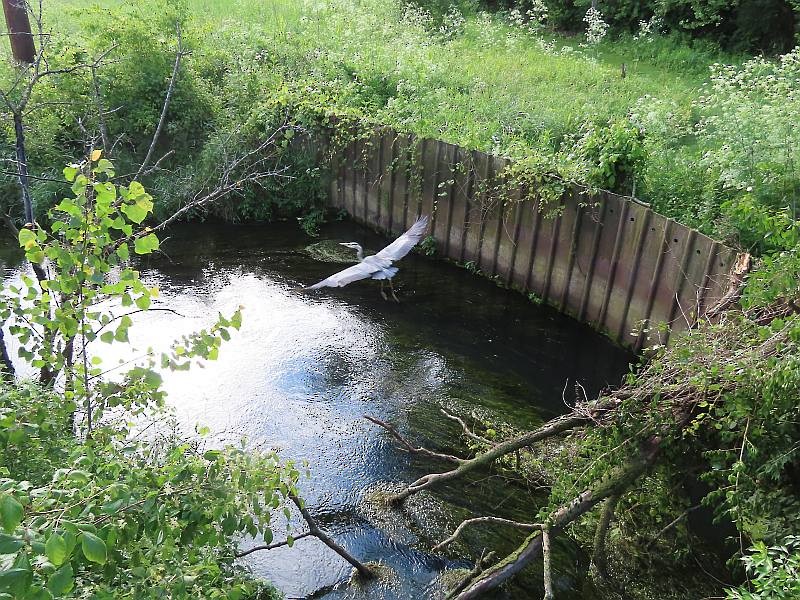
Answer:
[
  {"left": 388, "top": 279, "right": 400, "bottom": 303},
  {"left": 378, "top": 279, "right": 400, "bottom": 302}
]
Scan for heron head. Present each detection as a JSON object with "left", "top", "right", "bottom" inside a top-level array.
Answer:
[{"left": 339, "top": 242, "right": 362, "bottom": 252}]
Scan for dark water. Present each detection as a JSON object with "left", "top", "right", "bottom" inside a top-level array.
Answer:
[{"left": 3, "top": 220, "right": 634, "bottom": 599}]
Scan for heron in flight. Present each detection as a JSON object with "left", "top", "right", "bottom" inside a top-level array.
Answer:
[{"left": 307, "top": 216, "right": 429, "bottom": 301}]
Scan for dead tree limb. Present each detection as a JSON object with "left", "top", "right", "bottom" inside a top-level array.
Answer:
[
  {"left": 440, "top": 408, "right": 491, "bottom": 445},
  {"left": 289, "top": 493, "right": 374, "bottom": 580},
  {"left": 453, "top": 437, "right": 661, "bottom": 599},
  {"left": 433, "top": 517, "right": 542, "bottom": 552},
  {"left": 591, "top": 491, "right": 621, "bottom": 578},
  {"left": 385, "top": 403, "right": 615, "bottom": 505},
  {"left": 444, "top": 550, "right": 497, "bottom": 600},
  {"left": 364, "top": 415, "right": 464, "bottom": 464},
  {"left": 542, "top": 525, "right": 554, "bottom": 600}
]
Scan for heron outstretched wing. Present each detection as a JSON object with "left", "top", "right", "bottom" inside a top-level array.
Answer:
[
  {"left": 307, "top": 215, "right": 429, "bottom": 290},
  {"left": 306, "top": 261, "right": 380, "bottom": 289},
  {"left": 374, "top": 215, "right": 429, "bottom": 262}
]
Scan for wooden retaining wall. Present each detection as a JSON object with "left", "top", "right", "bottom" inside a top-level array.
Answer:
[{"left": 327, "top": 130, "right": 741, "bottom": 350}]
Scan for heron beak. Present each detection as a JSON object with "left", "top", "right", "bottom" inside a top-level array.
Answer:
[{"left": 339, "top": 243, "right": 349, "bottom": 247}]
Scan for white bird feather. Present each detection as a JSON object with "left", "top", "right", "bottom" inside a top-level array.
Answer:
[{"left": 307, "top": 216, "right": 429, "bottom": 290}]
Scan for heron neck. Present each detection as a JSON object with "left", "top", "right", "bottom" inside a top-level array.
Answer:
[{"left": 355, "top": 247, "right": 364, "bottom": 261}]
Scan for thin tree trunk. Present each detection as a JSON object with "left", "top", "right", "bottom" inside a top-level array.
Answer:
[
  {"left": 13, "top": 111, "right": 33, "bottom": 224},
  {"left": 0, "top": 326, "right": 15, "bottom": 381}
]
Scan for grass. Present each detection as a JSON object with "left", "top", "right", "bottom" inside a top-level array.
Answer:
[
  {"left": 10, "top": 0, "right": 769, "bottom": 243},
  {"left": 44, "top": 0, "right": 728, "bottom": 154}
]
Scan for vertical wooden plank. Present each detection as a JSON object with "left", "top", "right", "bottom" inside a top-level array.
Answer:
[
  {"left": 463, "top": 151, "right": 489, "bottom": 266},
  {"left": 448, "top": 147, "right": 471, "bottom": 262},
  {"left": 523, "top": 198, "right": 543, "bottom": 293},
  {"left": 502, "top": 189, "right": 523, "bottom": 287},
  {"left": 585, "top": 194, "right": 626, "bottom": 330},
  {"left": 434, "top": 143, "right": 457, "bottom": 256},
  {"left": 365, "top": 133, "right": 382, "bottom": 227},
  {"left": 479, "top": 157, "right": 503, "bottom": 276},
  {"left": 577, "top": 197, "right": 608, "bottom": 322},
  {"left": 647, "top": 220, "right": 692, "bottom": 343},
  {"left": 540, "top": 201, "right": 565, "bottom": 304},
  {"left": 613, "top": 203, "right": 652, "bottom": 343},
  {"left": 378, "top": 131, "right": 395, "bottom": 233},
  {"left": 346, "top": 140, "right": 357, "bottom": 217},
  {"left": 550, "top": 190, "right": 580, "bottom": 313},
  {"left": 511, "top": 196, "right": 536, "bottom": 290},
  {"left": 420, "top": 139, "right": 440, "bottom": 231},
  {"left": 529, "top": 197, "right": 558, "bottom": 301},
  {"left": 391, "top": 134, "right": 410, "bottom": 238},
  {"left": 405, "top": 135, "right": 424, "bottom": 230}
]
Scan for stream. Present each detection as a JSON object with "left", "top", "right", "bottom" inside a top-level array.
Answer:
[{"left": 2, "top": 219, "right": 634, "bottom": 599}]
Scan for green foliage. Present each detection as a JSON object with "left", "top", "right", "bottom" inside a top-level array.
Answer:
[
  {"left": 569, "top": 117, "right": 647, "bottom": 194},
  {"left": 0, "top": 159, "right": 298, "bottom": 598},
  {"left": 727, "top": 536, "right": 800, "bottom": 599}
]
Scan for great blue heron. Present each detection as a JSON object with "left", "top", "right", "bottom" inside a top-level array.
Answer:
[{"left": 306, "top": 215, "right": 430, "bottom": 301}]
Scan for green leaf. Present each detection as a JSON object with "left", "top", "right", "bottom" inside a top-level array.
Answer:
[
  {"left": 46, "top": 563, "right": 73, "bottom": 595},
  {"left": 62, "top": 166, "right": 79, "bottom": 182},
  {"left": 0, "top": 567, "right": 31, "bottom": 596},
  {"left": 100, "top": 331, "right": 114, "bottom": 344},
  {"left": 134, "top": 234, "right": 160, "bottom": 255},
  {"left": 17, "top": 229, "right": 36, "bottom": 250},
  {"left": 45, "top": 533, "right": 67, "bottom": 566},
  {"left": 80, "top": 532, "right": 106, "bottom": 564},
  {"left": 0, "top": 533, "right": 23, "bottom": 555},
  {"left": 0, "top": 494, "right": 23, "bottom": 533},
  {"left": 135, "top": 294, "right": 151, "bottom": 310},
  {"left": 116, "top": 243, "right": 129, "bottom": 261},
  {"left": 121, "top": 202, "right": 148, "bottom": 224}
]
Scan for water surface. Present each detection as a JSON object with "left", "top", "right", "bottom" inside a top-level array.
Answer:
[{"left": 3, "top": 220, "right": 634, "bottom": 598}]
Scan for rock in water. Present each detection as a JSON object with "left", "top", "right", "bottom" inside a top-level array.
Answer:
[{"left": 304, "top": 240, "right": 362, "bottom": 264}]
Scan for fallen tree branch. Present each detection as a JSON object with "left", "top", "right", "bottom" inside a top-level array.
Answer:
[
  {"left": 385, "top": 402, "right": 616, "bottom": 504},
  {"left": 591, "top": 491, "right": 622, "bottom": 578},
  {"left": 542, "top": 525, "right": 554, "bottom": 600},
  {"left": 365, "top": 415, "right": 465, "bottom": 464},
  {"left": 440, "top": 408, "right": 492, "bottom": 445},
  {"left": 433, "top": 517, "right": 542, "bottom": 552},
  {"left": 453, "top": 437, "right": 661, "bottom": 599},
  {"left": 444, "top": 550, "right": 497, "bottom": 600},
  {"left": 289, "top": 493, "right": 374, "bottom": 580}
]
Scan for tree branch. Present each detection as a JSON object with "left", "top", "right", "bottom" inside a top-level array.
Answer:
[
  {"left": 364, "top": 415, "right": 465, "bottom": 464},
  {"left": 234, "top": 531, "right": 313, "bottom": 558},
  {"left": 135, "top": 22, "right": 186, "bottom": 180},
  {"left": 453, "top": 437, "right": 661, "bottom": 599},
  {"left": 289, "top": 493, "right": 374, "bottom": 580},
  {"left": 433, "top": 517, "right": 541, "bottom": 552}
]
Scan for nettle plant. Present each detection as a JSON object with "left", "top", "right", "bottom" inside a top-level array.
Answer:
[{"left": 0, "top": 155, "right": 300, "bottom": 598}]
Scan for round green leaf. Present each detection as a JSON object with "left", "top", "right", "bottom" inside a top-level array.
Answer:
[
  {"left": 47, "top": 563, "right": 73, "bottom": 595},
  {"left": 80, "top": 532, "right": 106, "bottom": 565},
  {"left": 45, "top": 533, "right": 67, "bottom": 566},
  {"left": 0, "top": 494, "right": 23, "bottom": 533}
]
